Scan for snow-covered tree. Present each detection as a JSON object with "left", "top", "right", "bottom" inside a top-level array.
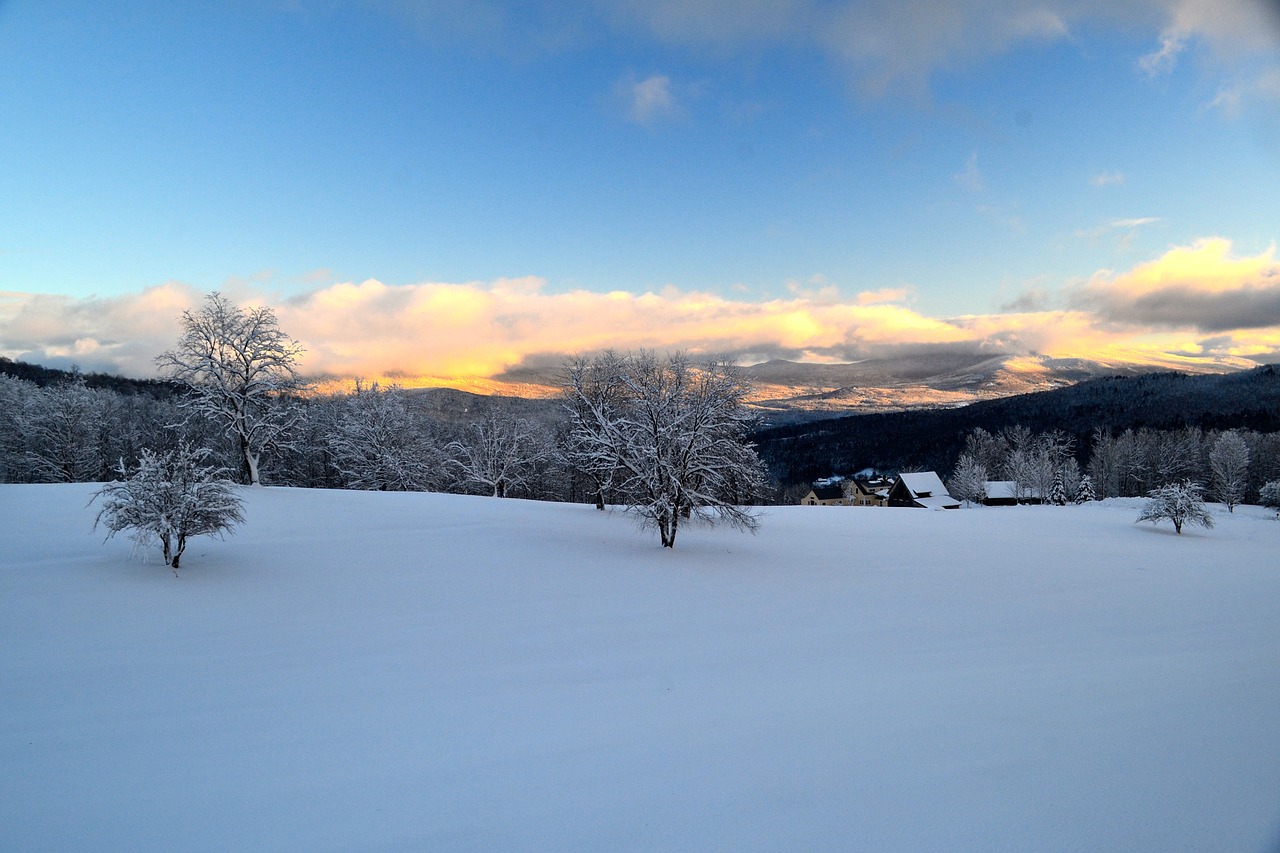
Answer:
[
  {"left": 948, "top": 452, "right": 987, "bottom": 507},
  {"left": 1209, "top": 430, "right": 1250, "bottom": 513},
  {"left": 564, "top": 351, "right": 768, "bottom": 548},
  {"left": 330, "top": 383, "right": 439, "bottom": 491},
  {"left": 562, "top": 352, "right": 628, "bottom": 510},
  {"left": 1059, "top": 457, "right": 1083, "bottom": 503},
  {"left": 157, "top": 292, "right": 306, "bottom": 486},
  {"left": 1135, "top": 480, "right": 1213, "bottom": 535},
  {"left": 0, "top": 374, "right": 37, "bottom": 482},
  {"left": 961, "top": 427, "right": 1008, "bottom": 480},
  {"left": 92, "top": 443, "right": 245, "bottom": 570},
  {"left": 1075, "top": 473, "right": 1096, "bottom": 503},
  {"left": 446, "top": 411, "right": 549, "bottom": 498},
  {"left": 1260, "top": 481, "right": 1280, "bottom": 517},
  {"left": 1004, "top": 447, "right": 1038, "bottom": 503},
  {"left": 19, "top": 378, "right": 113, "bottom": 483},
  {"left": 1048, "top": 467, "right": 1068, "bottom": 506}
]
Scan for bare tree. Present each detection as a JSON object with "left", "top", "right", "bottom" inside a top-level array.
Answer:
[
  {"left": 1136, "top": 481, "right": 1213, "bottom": 535},
  {"left": 562, "top": 352, "right": 627, "bottom": 510},
  {"left": 157, "top": 292, "right": 306, "bottom": 485},
  {"left": 948, "top": 452, "right": 987, "bottom": 507},
  {"left": 93, "top": 443, "right": 245, "bottom": 570},
  {"left": 1209, "top": 430, "right": 1250, "bottom": 512},
  {"left": 446, "top": 410, "right": 549, "bottom": 498},
  {"left": 19, "top": 378, "right": 112, "bottom": 483},
  {"left": 330, "top": 382, "right": 440, "bottom": 491},
  {"left": 564, "top": 351, "right": 768, "bottom": 548}
]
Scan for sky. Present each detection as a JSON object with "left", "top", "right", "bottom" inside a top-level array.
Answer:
[{"left": 1, "top": 0, "right": 1279, "bottom": 379}]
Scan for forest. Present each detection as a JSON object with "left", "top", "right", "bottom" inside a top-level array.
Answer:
[
  {"left": 755, "top": 365, "right": 1280, "bottom": 490},
  {"left": 6, "top": 353, "right": 1280, "bottom": 509}
]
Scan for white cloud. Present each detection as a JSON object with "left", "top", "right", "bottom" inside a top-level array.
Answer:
[
  {"left": 1090, "top": 170, "right": 1125, "bottom": 187},
  {"left": 1139, "top": 28, "right": 1188, "bottom": 76},
  {"left": 370, "top": 1, "right": 1280, "bottom": 99},
  {"left": 954, "top": 151, "right": 984, "bottom": 192},
  {"left": 619, "top": 73, "right": 678, "bottom": 125}
]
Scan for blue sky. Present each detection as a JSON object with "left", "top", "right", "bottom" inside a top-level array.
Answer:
[{"left": 2, "top": 0, "right": 1279, "bottom": 378}]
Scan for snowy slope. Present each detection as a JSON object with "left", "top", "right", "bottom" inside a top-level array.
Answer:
[{"left": 2, "top": 485, "right": 1278, "bottom": 852}]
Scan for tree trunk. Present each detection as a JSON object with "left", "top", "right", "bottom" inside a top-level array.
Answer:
[{"left": 244, "top": 442, "right": 262, "bottom": 486}]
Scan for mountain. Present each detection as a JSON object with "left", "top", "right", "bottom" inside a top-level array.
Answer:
[
  {"left": 740, "top": 352, "right": 1253, "bottom": 424},
  {"left": 752, "top": 364, "right": 1280, "bottom": 488},
  {"left": 481, "top": 350, "right": 1252, "bottom": 423}
]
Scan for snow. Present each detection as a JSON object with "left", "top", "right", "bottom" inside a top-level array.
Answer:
[
  {"left": 896, "top": 470, "right": 950, "bottom": 497},
  {"left": 3, "top": 484, "right": 1279, "bottom": 852}
]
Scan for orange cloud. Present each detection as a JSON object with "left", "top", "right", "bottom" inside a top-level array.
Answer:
[{"left": 3, "top": 238, "right": 1279, "bottom": 380}]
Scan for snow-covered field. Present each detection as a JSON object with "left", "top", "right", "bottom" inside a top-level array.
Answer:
[{"left": 2, "top": 484, "right": 1278, "bottom": 852}]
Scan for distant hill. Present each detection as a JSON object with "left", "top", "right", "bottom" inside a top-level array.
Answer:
[
  {"left": 494, "top": 350, "right": 1252, "bottom": 423},
  {"left": 0, "top": 357, "right": 184, "bottom": 399},
  {"left": 752, "top": 364, "right": 1280, "bottom": 488}
]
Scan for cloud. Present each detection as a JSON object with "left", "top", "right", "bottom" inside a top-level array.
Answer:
[
  {"left": 1090, "top": 170, "right": 1125, "bottom": 187},
  {"left": 369, "top": 1, "right": 1280, "bottom": 98},
  {"left": 619, "top": 73, "right": 679, "bottom": 125},
  {"left": 954, "top": 151, "right": 984, "bottom": 192},
  {"left": 855, "top": 287, "right": 912, "bottom": 305},
  {"left": 1139, "top": 28, "right": 1187, "bottom": 76},
  {"left": 1076, "top": 217, "right": 1163, "bottom": 249},
  {"left": 1076, "top": 237, "right": 1280, "bottom": 331},
  {"left": 5, "top": 237, "right": 1280, "bottom": 380}
]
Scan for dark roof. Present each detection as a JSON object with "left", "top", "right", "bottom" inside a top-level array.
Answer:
[{"left": 809, "top": 485, "right": 845, "bottom": 501}]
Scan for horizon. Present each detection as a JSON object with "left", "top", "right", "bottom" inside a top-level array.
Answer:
[{"left": 2, "top": 1, "right": 1279, "bottom": 379}]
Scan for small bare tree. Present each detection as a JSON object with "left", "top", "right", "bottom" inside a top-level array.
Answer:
[
  {"left": 1136, "top": 480, "right": 1213, "bottom": 535},
  {"left": 157, "top": 292, "right": 306, "bottom": 485},
  {"left": 93, "top": 444, "right": 245, "bottom": 570}
]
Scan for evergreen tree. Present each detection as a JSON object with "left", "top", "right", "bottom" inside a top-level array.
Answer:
[
  {"left": 1049, "top": 467, "right": 1068, "bottom": 506},
  {"left": 1075, "top": 474, "right": 1097, "bottom": 503}
]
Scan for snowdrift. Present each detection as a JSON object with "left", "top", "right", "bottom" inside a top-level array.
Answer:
[{"left": 2, "top": 484, "right": 1278, "bottom": 851}]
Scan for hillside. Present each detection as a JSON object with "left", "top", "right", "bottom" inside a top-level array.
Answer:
[
  {"left": 754, "top": 364, "right": 1280, "bottom": 487},
  {"left": 3, "top": 485, "right": 1279, "bottom": 851}
]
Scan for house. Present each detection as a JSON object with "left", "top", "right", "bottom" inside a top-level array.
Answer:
[
  {"left": 847, "top": 476, "right": 891, "bottom": 507},
  {"left": 982, "top": 481, "right": 1042, "bottom": 506},
  {"left": 982, "top": 481, "right": 1020, "bottom": 507},
  {"left": 887, "top": 471, "right": 960, "bottom": 509},
  {"left": 801, "top": 484, "right": 847, "bottom": 506}
]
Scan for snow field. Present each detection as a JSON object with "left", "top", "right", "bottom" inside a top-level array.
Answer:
[{"left": 2, "top": 484, "right": 1278, "bottom": 852}]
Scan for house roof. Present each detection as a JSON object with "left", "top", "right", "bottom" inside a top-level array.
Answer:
[
  {"left": 984, "top": 481, "right": 1018, "bottom": 500},
  {"left": 984, "top": 481, "right": 1041, "bottom": 499},
  {"left": 916, "top": 494, "right": 961, "bottom": 510},
  {"left": 850, "top": 477, "right": 891, "bottom": 495},
  {"left": 897, "top": 471, "right": 949, "bottom": 498},
  {"left": 809, "top": 485, "right": 844, "bottom": 501}
]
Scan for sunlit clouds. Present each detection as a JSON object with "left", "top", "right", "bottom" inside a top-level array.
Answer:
[
  {"left": 2, "top": 238, "right": 1277, "bottom": 381},
  {"left": 1077, "top": 238, "right": 1280, "bottom": 332}
]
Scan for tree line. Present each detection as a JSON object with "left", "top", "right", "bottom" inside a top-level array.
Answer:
[
  {"left": 945, "top": 424, "right": 1280, "bottom": 510},
  {"left": 4, "top": 294, "right": 768, "bottom": 549}
]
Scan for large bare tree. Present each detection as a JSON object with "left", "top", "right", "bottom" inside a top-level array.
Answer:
[
  {"left": 157, "top": 292, "right": 305, "bottom": 485},
  {"left": 564, "top": 351, "right": 767, "bottom": 548}
]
